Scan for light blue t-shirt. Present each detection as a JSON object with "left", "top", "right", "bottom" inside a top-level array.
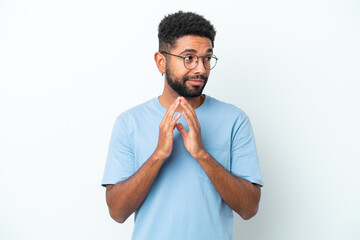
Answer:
[{"left": 102, "top": 95, "right": 263, "bottom": 240}]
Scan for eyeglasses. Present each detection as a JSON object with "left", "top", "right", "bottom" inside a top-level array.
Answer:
[{"left": 161, "top": 51, "right": 218, "bottom": 70}]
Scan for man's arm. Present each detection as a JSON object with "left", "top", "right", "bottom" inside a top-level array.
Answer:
[
  {"left": 176, "top": 97, "right": 261, "bottom": 220},
  {"left": 106, "top": 98, "right": 181, "bottom": 223},
  {"left": 195, "top": 152, "right": 261, "bottom": 220},
  {"left": 106, "top": 151, "right": 165, "bottom": 223}
]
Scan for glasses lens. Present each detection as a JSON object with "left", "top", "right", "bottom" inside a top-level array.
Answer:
[
  {"left": 204, "top": 57, "right": 217, "bottom": 70},
  {"left": 183, "top": 55, "right": 218, "bottom": 70},
  {"left": 184, "top": 55, "right": 197, "bottom": 70}
]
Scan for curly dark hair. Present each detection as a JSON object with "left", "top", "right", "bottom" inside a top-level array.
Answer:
[{"left": 158, "top": 11, "right": 216, "bottom": 51}]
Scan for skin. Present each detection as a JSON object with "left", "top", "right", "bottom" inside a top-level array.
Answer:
[{"left": 106, "top": 35, "right": 261, "bottom": 223}]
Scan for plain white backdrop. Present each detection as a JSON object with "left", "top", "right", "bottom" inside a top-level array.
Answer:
[{"left": 1, "top": 0, "right": 359, "bottom": 239}]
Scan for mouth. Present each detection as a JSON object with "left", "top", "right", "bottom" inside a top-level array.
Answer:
[
  {"left": 186, "top": 79, "right": 204, "bottom": 86},
  {"left": 184, "top": 75, "right": 207, "bottom": 87}
]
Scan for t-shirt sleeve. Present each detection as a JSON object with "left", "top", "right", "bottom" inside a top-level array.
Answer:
[
  {"left": 231, "top": 114, "right": 263, "bottom": 186},
  {"left": 101, "top": 116, "right": 135, "bottom": 187}
]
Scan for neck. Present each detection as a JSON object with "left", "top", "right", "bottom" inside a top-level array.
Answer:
[{"left": 158, "top": 85, "right": 205, "bottom": 112}]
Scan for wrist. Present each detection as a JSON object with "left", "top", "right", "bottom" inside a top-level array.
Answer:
[
  {"left": 193, "top": 148, "right": 210, "bottom": 162},
  {"left": 152, "top": 148, "right": 168, "bottom": 162}
]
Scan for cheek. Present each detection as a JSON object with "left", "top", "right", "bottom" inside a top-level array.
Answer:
[{"left": 170, "top": 63, "right": 191, "bottom": 78}]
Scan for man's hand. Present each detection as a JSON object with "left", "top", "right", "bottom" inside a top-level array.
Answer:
[
  {"left": 176, "top": 97, "right": 207, "bottom": 159},
  {"left": 106, "top": 98, "right": 182, "bottom": 223},
  {"left": 176, "top": 97, "right": 261, "bottom": 220},
  {"left": 155, "top": 97, "right": 182, "bottom": 160}
]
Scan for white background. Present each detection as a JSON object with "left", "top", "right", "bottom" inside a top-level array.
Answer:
[{"left": 1, "top": 0, "right": 359, "bottom": 239}]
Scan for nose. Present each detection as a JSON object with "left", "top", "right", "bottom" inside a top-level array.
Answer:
[{"left": 192, "top": 58, "right": 207, "bottom": 75}]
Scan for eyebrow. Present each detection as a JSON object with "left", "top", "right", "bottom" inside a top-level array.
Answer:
[{"left": 179, "top": 48, "right": 213, "bottom": 55}]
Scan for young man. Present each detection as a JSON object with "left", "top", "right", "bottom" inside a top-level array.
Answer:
[{"left": 102, "top": 11, "right": 263, "bottom": 240}]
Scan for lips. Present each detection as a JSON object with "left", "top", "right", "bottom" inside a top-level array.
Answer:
[{"left": 186, "top": 79, "right": 204, "bottom": 86}]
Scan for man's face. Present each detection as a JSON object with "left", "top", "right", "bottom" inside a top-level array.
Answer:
[{"left": 165, "top": 35, "right": 213, "bottom": 97}]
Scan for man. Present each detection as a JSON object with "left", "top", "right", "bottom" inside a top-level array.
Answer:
[{"left": 102, "top": 11, "right": 263, "bottom": 240}]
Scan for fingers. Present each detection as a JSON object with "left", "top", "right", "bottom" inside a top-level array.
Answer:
[
  {"left": 181, "top": 110, "right": 195, "bottom": 131},
  {"left": 166, "top": 97, "right": 180, "bottom": 118},
  {"left": 176, "top": 122, "right": 187, "bottom": 137},
  {"left": 171, "top": 113, "right": 181, "bottom": 130},
  {"left": 179, "top": 98, "right": 199, "bottom": 130},
  {"left": 160, "top": 97, "right": 201, "bottom": 134},
  {"left": 179, "top": 97, "right": 196, "bottom": 117},
  {"left": 161, "top": 97, "right": 180, "bottom": 125}
]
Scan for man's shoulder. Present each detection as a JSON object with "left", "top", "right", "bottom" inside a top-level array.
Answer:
[
  {"left": 206, "top": 95, "right": 248, "bottom": 119},
  {"left": 115, "top": 97, "right": 159, "bottom": 122}
]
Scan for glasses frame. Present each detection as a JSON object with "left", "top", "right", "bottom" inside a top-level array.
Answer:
[{"left": 161, "top": 51, "right": 218, "bottom": 70}]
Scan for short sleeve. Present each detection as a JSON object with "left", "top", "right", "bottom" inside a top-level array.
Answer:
[
  {"left": 230, "top": 114, "right": 263, "bottom": 186},
  {"left": 101, "top": 116, "right": 135, "bottom": 187}
]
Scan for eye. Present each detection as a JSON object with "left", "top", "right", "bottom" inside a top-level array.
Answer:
[
  {"left": 204, "top": 56, "right": 212, "bottom": 61},
  {"left": 184, "top": 55, "right": 195, "bottom": 61}
]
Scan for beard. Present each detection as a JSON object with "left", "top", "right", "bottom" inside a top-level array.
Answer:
[{"left": 165, "top": 65, "right": 208, "bottom": 97}]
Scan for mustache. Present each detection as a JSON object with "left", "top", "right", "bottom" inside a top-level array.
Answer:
[{"left": 183, "top": 75, "right": 207, "bottom": 81}]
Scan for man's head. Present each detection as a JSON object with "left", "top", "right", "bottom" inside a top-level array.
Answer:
[
  {"left": 158, "top": 11, "right": 216, "bottom": 52},
  {"left": 156, "top": 11, "right": 217, "bottom": 98}
]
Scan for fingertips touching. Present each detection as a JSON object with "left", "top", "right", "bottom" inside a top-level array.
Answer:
[
  {"left": 175, "top": 113, "right": 181, "bottom": 119},
  {"left": 171, "top": 113, "right": 181, "bottom": 124}
]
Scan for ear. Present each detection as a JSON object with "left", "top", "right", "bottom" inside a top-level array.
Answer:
[{"left": 154, "top": 52, "right": 166, "bottom": 75}]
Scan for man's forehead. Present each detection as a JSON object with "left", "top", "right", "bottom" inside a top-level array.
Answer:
[{"left": 173, "top": 35, "right": 213, "bottom": 53}]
